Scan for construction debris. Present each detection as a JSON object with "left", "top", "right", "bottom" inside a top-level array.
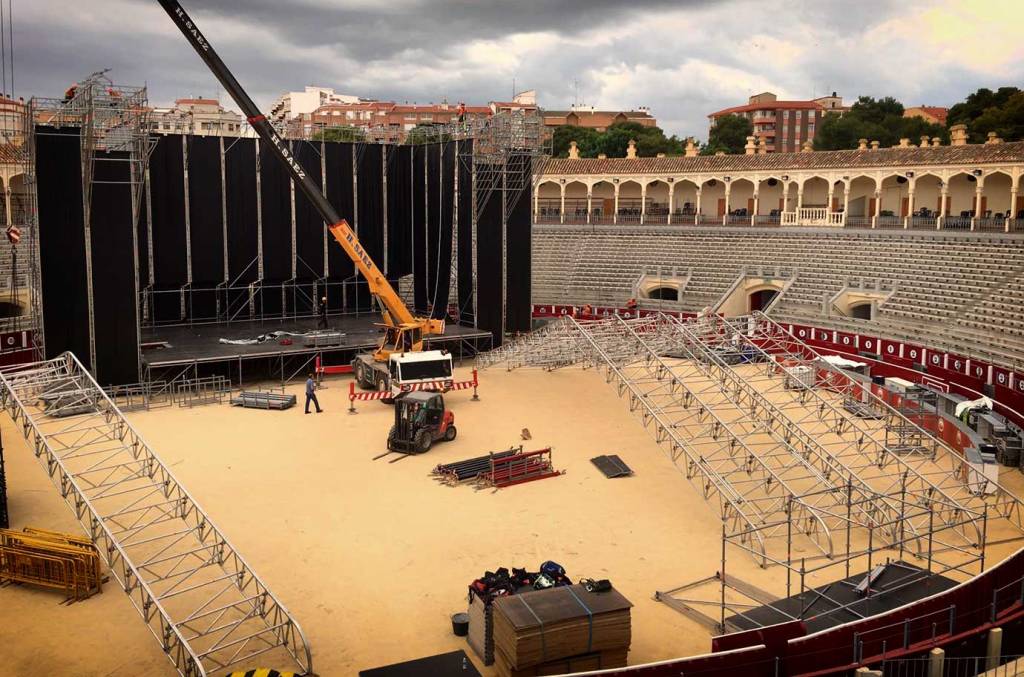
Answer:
[
  {"left": 591, "top": 454, "right": 633, "bottom": 478},
  {"left": 0, "top": 527, "right": 104, "bottom": 603},
  {"left": 478, "top": 448, "right": 563, "bottom": 489},
  {"left": 432, "top": 449, "right": 519, "bottom": 485},
  {"left": 230, "top": 391, "right": 297, "bottom": 410}
]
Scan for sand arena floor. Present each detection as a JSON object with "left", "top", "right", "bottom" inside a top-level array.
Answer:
[{"left": 1, "top": 363, "right": 1022, "bottom": 676}]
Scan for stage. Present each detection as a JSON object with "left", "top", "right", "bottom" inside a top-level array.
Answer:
[{"left": 140, "top": 315, "right": 491, "bottom": 378}]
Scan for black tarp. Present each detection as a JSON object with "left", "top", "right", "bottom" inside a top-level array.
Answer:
[
  {"left": 456, "top": 139, "right": 474, "bottom": 324},
  {"left": 386, "top": 145, "right": 413, "bottom": 279},
  {"left": 324, "top": 141, "right": 355, "bottom": 312},
  {"left": 476, "top": 170, "right": 504, "bottom": 347},
  {"left": 356, "top": 143, "right": 384, "bottom": 311},
  {"left": 505, "top": 153, "right": 532, "bottom": 333},
  {"left": 36, "top": 127, "right": 90, "bottom": 365},
  {"left": 412, "top": 145, "right": 427, "bottom": 313},
  {"left": 224, "top": 137, "right": 259, "bottom": 318},
  {"left": 148, "top": 135, "right": 187, "bottom": 322},
  {"left": 293, "top": 140, "right": 325, "bottom": 316},
  {"left": 430, "top": 141, "right": 454, "bottom": 319},
  {"left": 186, "top": 135, "right": 223, "bottom": 320},
  {"left": 259, "top": 139, "right": 291, "bottom": 317},
  {"left": 90, "top": 151, "right": 140, "bottom": 384}
]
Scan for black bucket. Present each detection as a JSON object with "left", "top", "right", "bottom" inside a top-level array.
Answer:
[{"left": 451, "top": 612, "right": 470, "bottom": 637}]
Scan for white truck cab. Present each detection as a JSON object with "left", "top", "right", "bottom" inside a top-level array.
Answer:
[{"left": 353, "top": 349, "right": 454, "bottom": 401}]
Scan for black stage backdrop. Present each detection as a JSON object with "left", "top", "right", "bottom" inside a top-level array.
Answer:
[
  {"left": 294, "top": 140, "right": 324, "bottom": 315},
  {"left": 36, "top": 127, "right": 90, "bottom": 365},
  {"left": 224, "top": 137, "right": 259, "bottom": 320},
  {"left": 505, "top": 154, "right": 532, "bottom": 333},
  {"left": 186, "top": 136, "right": 223, "bottom": 320},
  {"left": 259, "top": 139, "right": 291, "bottom": 317},
  {"left": 425, "top": 144, "right": 441, "bottom": 314},
  {"left": 90, "top": 151, "right": 140, "bottom": 384},
  {"left": 456, "top": 140, "right": 474, "bottom": 324},
  {"left": 412, "top": 145, "right": 427, "bottom": 312},
  {"left": 324, "top": 142, "right": 355, "bottom": 312},
  {"left": 356, "top": 143, "right": 384, "bottom": 311},
  {"left": 148, "top": 135, "right": 187, "bottom": 322},
  {"left": 476, "top": 173, "right": 504, "bottom": 347},
  {"left": 386, "top": 145, "right": 413, "bottom": 279},
  {"left": 430, "top": 141, "right": 455, "bottom": 319}
]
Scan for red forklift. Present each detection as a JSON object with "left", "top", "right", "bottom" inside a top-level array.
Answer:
[{"left": 387, "top": 391, "right": 457, "bottom": 454}]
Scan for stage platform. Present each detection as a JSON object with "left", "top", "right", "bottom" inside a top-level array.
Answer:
[
  {"left": 725, "top": 561, "right": 959, "bottom": 635},
  {"left": 140, "top": 315, "right": 491, "bottom": 370}
]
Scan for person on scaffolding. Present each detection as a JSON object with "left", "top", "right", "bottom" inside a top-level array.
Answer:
[
  {"left": 457, "top": 102, "right": 467, "bottom": 131},
  {"left": 318, "top": 296, "right": 328, "bottom": 329}
]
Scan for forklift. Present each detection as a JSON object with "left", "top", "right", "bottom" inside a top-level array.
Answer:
[{"left": 387, "top": 391, "right": 457, "bottom": 454}]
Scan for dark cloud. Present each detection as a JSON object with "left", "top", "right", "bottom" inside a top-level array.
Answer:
[{"left": 11, "top": 0, "right": 1023, "bottom": 139}]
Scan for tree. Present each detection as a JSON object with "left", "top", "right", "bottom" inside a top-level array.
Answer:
[
  {"left": 311, "top": 125, "right": 363, "bottom": 142},
  {"left": 701, "top": 114, "right": 752, "bottom": 155},
  {"left": 813, "top": 96, "right": 947, "bottom": 150},
  {"left": 405, "top": 123, "right": 451, "bottom": 145},
  {"left": 947, "top": 87, "right": 1020, "bottom": 136},
  {"left": 551, "top": 125, "right": 601, "bottom": 158},
  {"left": 848, "top": 96, "right": 904, "bottom": 124},
  {"left": 949, "top": 88, "right": 1024, "bottom": 143}
]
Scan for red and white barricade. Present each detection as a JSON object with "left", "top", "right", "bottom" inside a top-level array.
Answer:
[{"left": 347, "top": 369, "right": 479, "bottom": 412}]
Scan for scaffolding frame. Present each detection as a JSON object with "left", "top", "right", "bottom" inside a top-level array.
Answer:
[
  {"left": 0, "top": 352, "right": 311, "bottom": 676},
  {"left": 479, "top": 312, "right": 1024, "bottom": 628},
  {"left": 31, "top": 71, "right": 154, "bottom": 377}
]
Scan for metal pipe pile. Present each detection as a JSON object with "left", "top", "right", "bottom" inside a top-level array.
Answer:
[
  {"left": 432, "top": 448, "right": 520, "bottom": 485},
  {"left": 478, "top": 448, "right": 564, "bottom": 489}
]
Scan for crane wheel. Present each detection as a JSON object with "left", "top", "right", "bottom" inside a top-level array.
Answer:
[{"left": 444, "top": 425, "right": 457, "bottom": 442}]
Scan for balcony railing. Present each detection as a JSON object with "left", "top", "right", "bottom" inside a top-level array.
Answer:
[
  {"left": 1008, "top": 218, "right": 1024, "bottom": 233},
  {"left": 845, "top": 215, "right": 872, "bottom": 228},
  {"left": 725, "top": 214, "right": 751, "bottom": 226},
  {"left": 781, "top": 211, "right": 798, "bottom": 226},
  {"left": 696, "top": 213, "right": 722, "bottom": 226},
  {"left": 941, "top": 216, "right": 972, "bottom": 231},
  {"left": 797, "top": 207, "right": 829, "bottom": 224},
  {"left": 875, "top": 215, "right": 904, "bottom": 229},
  {"left": 907, "top": 216, "right": 938, "bottom": 230},
  {"left": 975, "top": 217, "right": 1007, "bottom": 232},
  {"left": 826, "top": 211, "right": 845, "bottom": 227},
  {"left": 752, "top": 214, "right": 781, "bottom": 226}
]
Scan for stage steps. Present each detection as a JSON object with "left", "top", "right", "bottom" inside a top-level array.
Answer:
[{"left": 0, "top": 353, "right": 312, "bottom": 677}]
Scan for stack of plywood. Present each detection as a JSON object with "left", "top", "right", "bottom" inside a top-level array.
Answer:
[
  {"left": 492, "top": 584, "right": 631, "bottom": 677},
  {"left": 467, "top": 592, "right": 494, "bottom": 665}
]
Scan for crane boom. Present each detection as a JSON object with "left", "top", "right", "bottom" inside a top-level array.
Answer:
[{"left": 157, "top": 0, "right": 443, "bottom": 357}]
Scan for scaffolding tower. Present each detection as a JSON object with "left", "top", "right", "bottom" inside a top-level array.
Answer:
[
  {"left": 31, "top": 71, "right": 154, "bottom": 376},
  {"left": 0, "top": 353, "right": 312, "bottom": 676}
]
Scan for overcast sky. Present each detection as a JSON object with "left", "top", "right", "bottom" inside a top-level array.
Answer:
[{"left": 12, "top": 0, "right": 1024, "bottom": 139}]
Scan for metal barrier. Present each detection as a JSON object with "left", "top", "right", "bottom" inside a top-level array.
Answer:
[
  {"left": 105, "top": 380, "right": 172, "bottom": 412},
  {"left": 174, "top": 375, "right": 230, "bottom": 408}
]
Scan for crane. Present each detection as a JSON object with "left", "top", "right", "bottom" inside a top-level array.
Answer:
[{"left": 156, "top": 0, "right": 445, "bottom": 366}]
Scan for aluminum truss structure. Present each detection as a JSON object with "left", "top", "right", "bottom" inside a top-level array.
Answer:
[
  {"left": 32, "top": 71, "right": 154, "bottom": 375},
  {"left": 481, "top": 313, "right": 996, "bottom": 631},
  {"left": 0, "top": 353, "right": 311, "bottom": 677}
]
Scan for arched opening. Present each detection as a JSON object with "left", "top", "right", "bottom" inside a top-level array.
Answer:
[
  {"left": 979, "top": 172, "right": 1012, "bottom": 231},
  {"left": 671, "top": 180, "right": 698, "bottom": 221},
  {"left": 726, "top": 178, "right": 755, "bottom": 224},
  {"left": 749, "top": 288, "right": 778, "bottom": 312},
  {"left": 617, "top": 180, "right": 642, "bottom": 223},
  {"left": 699, "top": 178, "right": 725, "bottom": 224},
  {"left": 910, "top": 173, "right": 942, "bottom": 228},
  {"left": 591, "top": 181, "right": 615, "bottom": 223},
  {"left": 849, "top": 302, "right": 873, "bottom": 320},
  {"left": 877, "top": 174, "right": 909, "bottom": 227},
  {"left": 756, "top": 177, "right": 784, "bottom": 223},
  {"left": 945, "top": 173, "right": 976, "bottom": 230},
  {"left": 646, "top": 286, "right": 679, "bottom": 301},
  {"left": 564, "top": 180, "right": 588, "bottom": 223},
  {"left": 645, "top": 180, "right": 670, "bottom": 223},
  {"left": 536, "top": 181, "right": 561, "bottom": 222}
]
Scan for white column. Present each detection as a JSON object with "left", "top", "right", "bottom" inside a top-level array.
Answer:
[
  {"left": 723, "top": 186, "right": 731, "bottom": 225},
  {"left": 1007, "top": 187, "right": 1017, "bottom": 232},
  {"left": 667, "top": 183, "right": 675, "bottom": 225},
  {"left": 640, "top": 183, "right": 647, "bottom": 224},
  {"left": 586, "top": 188, "right": 593, "bottom": 225},
  {"left": 559, "top": 183, "right": 566, "bottom": 224},
  {"left": 905, "top": 190, "right": 914, "bottom": 229},
  {"left": 972, "top": 183, "right": 983, "bottom": 230},
  {"left": 752, "top": 190, "right": 759, "bottom": 225},
  {"left": 872, "top": 190, "right": 881, "bottom": 228},
  {"left": 842, "top": 184, "right": 850, "bottom": 225},
  {"left": 938, "top": 185, "right": 948, "bottom": 230},
  {"left": 695, "top": 188, "right": 702, "bottom": 224},
  {"left": 782, "top": 183, "right": 790, "bottom": 215},
  {"left": 533, "top": 185, "right": 540, "bottom": 222},
  {"left": 613, "top": 183, "right": 620, "bottom": 224},
  {"left": 797, "top": 189, "right": 804, "bottom": 212}
]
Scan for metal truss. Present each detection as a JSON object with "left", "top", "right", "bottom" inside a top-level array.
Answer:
[
  {"left": 481, "top": 313, "right": 996, "bottom": 568},
  {"left": 731, "top": 312, "right": 1024, "bottom": 535},
  {"left": 0, "top": 353, "right": 311, "bottom": 677}
]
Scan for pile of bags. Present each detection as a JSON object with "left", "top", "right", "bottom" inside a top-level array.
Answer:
[{"left": 469, "top": 560, "right": 570, "bottom": 605}]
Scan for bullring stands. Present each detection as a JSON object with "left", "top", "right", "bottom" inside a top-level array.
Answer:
[{"left": 532, "top": 225, "right": 1024, "bottom": 366}]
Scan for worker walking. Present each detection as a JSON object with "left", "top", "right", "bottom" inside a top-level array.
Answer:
[
  {"left": 305, "top": 373, "right": 322, "bottom": 414},
  {"left": 318, "top": 296, "right": 328, "bottom": 329}
]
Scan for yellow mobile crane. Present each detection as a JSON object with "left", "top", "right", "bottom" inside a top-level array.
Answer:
[{"left": 158, "top": 0, "right": 446, "bottom": 384}]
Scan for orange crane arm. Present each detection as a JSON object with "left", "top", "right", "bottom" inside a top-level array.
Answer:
[{"left": 327, "top": 220, "right": 415, "bottom": 328}]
